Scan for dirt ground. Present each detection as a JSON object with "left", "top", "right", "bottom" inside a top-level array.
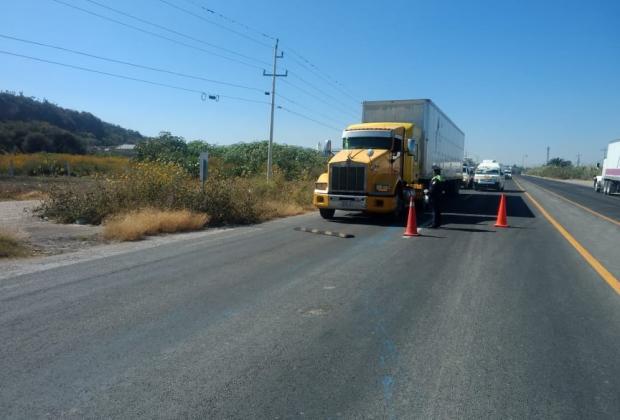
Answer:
[
  {"left": 0, "top": 175, "right": 94, "bottom": 200},
  {"left": 0, "top": 200, "right": 103, "bottom": 256}
]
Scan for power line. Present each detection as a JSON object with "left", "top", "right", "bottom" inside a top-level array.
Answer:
[
  {"left": 288, "top": 70, "right": 360, "bottom": 110},
  {"left": 277, "top": 106, "right": 340, "bottom": 131},
  {"left": 284, "top": 46, "right": 360, "bottom": 101},
  {"left": 158, "top": 0, "right": 272, "bottom": 48},
  {"left": 1, "top": 49, "right": 339, "bottom": 130},
  {"left": 0, "top": 34, "right": 269, "bottom": 94},
  {"left": 82, "top": 0, "right": 270, "bottom": 66},
  {"left": 180, "top": 0, "right": 276, "bottom": 42},
  {"left": 276, "top": 93, "right": 346, "bottom": 126},
  {"left": 281, "top": 79, "right": 359, "bottom": 119},
  {"left": 173, "top": 0, "right": 361, "bottom": 105},
  {"left": 50, "top": 0, "right": 265, "bottom": 70},
  {"left": 0, "top": 49, "right": 272, "bottom": 104}
]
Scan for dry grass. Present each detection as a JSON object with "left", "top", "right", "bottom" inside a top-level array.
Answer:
[
  {"left": 258, "top": 201, "right": 310, "bottom": 221},
  {"left": 103, "top": 208, "right": 209, "bottom": 241},
  {"left": 0, "top": 230, "right": 30, "bottom": 258}
]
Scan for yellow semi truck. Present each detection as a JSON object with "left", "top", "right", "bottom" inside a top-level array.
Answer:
[{"left": 313, "top": 99, "right": 465, "bottom": 219}]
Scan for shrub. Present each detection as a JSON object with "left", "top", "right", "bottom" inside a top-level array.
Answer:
[
  {"left": 526, "top": 165, "right": 599, "bottom": 180},
  {"left": 103, "top": 209, "right": 209, "bottom": 241},
  {"left": 36, "top": 161, "right": 312, "bottom": 227},
  {"left": 0, "top": 230, "right": 30, "bottom": 258}
]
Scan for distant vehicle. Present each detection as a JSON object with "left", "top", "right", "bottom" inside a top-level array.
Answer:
[
  {"left": 313, "top": 99, "right": 465, "bottom": 218},
  {"left": 474, "top": 160, "right": 505, "bottom": 191},
  {"left": 462, "top": 165, "right": 474, "bottom": 188},
  {"left": 594, "top": 139, "right": 620, "bottom": 195},
  {"left": 504, "top": 167, "right": 512, "bottom": 179}
]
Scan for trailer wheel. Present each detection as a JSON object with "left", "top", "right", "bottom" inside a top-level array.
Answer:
[{"left": 319, "top": 208, "right": 335, "bottom": 219}]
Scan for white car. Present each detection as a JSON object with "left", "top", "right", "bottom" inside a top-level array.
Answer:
[
  {"left": 474, "top": 160, "right": 505, "bottom": 191},
  {"left": 462, "top": 165, "right": 474, "bottom": 188}
]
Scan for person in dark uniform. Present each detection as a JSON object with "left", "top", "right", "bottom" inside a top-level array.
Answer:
[{"left": 428, "top": 166, "right": 445, "bottom": 228}]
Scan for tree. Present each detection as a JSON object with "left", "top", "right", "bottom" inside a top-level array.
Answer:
[
  {"left": 22, "top": 132, "right": 52, "bottom": 153},
  {"left": 547, "top": 157, "right": 572, "bottom": 167}
]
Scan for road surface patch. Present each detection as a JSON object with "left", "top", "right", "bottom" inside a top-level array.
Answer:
[
  {"left": 514, "top": 178, "right": 620, "bottom": 295},
  {"left": 526, "top": 180, "right": 620, "bottom": 227},
  {"left": 294, "top": 227, "right": 354, "bottom": 238}
]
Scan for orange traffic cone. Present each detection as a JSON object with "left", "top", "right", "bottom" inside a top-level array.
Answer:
[
  {"left": 403, "top": 195, "right": 419, "bottom": 237},
  {"left": 494, "top": 194, "right": 509, "bottom": 228}
]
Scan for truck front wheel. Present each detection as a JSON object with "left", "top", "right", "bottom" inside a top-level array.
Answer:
[{"left": 319, "top": 208, "right": 335, "bottom": 219}]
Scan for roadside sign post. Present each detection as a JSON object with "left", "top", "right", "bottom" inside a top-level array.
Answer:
[
  {"left": 199, "top": 152, "right": 208, "bottom": 192},
  {"left": 8, "top": 160, "right": 14, "bottom": 177}
]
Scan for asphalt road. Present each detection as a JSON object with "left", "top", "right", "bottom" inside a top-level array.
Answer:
[
  {"left": 2, "top": 179, "right": 620, "bottom": 419},
  {"left": 522, "top": 175, "right": 620, "bottom": 221}
]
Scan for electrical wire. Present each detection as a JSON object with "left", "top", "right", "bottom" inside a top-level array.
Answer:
[
  {"left": 277, "top": 106, "right": 340, "bottom": 131},
  {"left": 0, "top": 34, "right": 269, "bottom": 94},
  {"left": 50, "top": 0, "right": 265, "bottom": 70},
  {"left": 281, "top": 79, "right": 359, "bottom": 120},
  {"left": 276, "top": 93, "right": 346, "bottom": 126},
  {"left": 180, "top": 0, "right": 277, "bottom": 42},
  {"left": 82, "top": 0, "right": 270, "bottom": 66},
  {"left": 172, "top": 0, "right": 360, "bottom": 105},
  {"left": 0, "top": 49, "right": 272, "bottom": 105},
  {"left": 1, "top": 49, "right": 340, "bottom": 130},
  {"left": 284, "top": 49, "right": 360, "bottom": 103},
  {"left": 159, "top": 0, "right": 272, "bottom": 48},
  {"left": 288, "top": 70, "right": 360, "bottom": 110}
]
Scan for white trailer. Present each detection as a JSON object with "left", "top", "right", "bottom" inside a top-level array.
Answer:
[
  {"left": 362, "top": 99, "right": 465, "bottom": 186},
  {"left": 595, "top": 140, "right": 620, "bottom": 195}
]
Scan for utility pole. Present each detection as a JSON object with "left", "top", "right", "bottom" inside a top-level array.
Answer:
[
  {"left": 576, "top": 153, "right": 581, "bottom": 167},
  {"left": 546, "top": 146, "right": 550, "bottom": 164},
  {"left": 263, "top": 38, "right": 287, "bottom": 181}
]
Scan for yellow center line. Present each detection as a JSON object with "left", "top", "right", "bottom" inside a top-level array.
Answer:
[
  {"left": 524, "top": 177, "right": 620, "bottom": 227},
  {"left": 513, "top": 177, "right": 620, "bottom": 295}
]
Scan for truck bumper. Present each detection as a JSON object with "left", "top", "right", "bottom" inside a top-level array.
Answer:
[
  {"left": 313, "top": 193, "right": 397, "bottom": 214},
  {"left": 475, "top": 181, "right": 500, "bottom": 189}
]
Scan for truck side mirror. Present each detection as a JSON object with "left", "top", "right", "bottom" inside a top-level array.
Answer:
[
  {"left": 323, "top": 140, "right": 332, "bottom": 156},
  {"left": 596, "top": 162, "right": 600, "bottom": 168},
  {"left": 407, "top": 138, "right": 417, "bottom": 159}
]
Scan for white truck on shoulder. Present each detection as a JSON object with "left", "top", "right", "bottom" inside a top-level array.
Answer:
[{"left": 594, "top": 139, "right": 620, "bottom": 195}]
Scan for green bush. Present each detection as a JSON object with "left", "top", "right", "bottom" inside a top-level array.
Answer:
[
  {"left": 36, "top": 162, "right": 313, "bottom": 226},
  {"left": 526, "top": 165, "right": 599, "bottom": 180},
  {"left": 134, "top": 133, "right": 326, "bottom": 180}
]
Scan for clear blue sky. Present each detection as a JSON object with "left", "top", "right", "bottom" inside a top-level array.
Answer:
[{"left": 1, "top": 0, "right": 619, "bottom": 165}]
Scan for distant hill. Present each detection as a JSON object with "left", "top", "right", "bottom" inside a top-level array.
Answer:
[{"left": 0, "top": 91, "right": 145, "bottom": 154}]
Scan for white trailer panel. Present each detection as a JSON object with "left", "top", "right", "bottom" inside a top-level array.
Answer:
[
  {"left": 362, "top": 99, "right": 465, "bottom": 181},
  {"left": 602, "top": 140, "right": 620, "bottom": 182}
]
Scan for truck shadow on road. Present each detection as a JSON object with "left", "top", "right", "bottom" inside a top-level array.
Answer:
[
  {"left": 447, "top": 191, "right": 535, "bottom": 219},
  {"left": 324, "top": 191, "right": 534, "bottom": 229}
]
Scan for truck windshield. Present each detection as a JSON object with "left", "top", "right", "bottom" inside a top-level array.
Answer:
[
  {"left": 476, "top": 168, "right": 499, "bottom": 175},
  {"left": 343, "top": 137, "right": 393, "bottom": 150}
]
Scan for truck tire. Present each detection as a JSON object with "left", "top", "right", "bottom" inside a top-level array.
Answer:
[
  {"left": 391, "top": 195, "right": 405, "bottom": 222},
  {"left": 319, "top": 208, "right": 335, "bottom": 219}
]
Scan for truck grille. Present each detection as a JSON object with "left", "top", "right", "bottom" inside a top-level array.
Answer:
[{"left": 330, "top": 165, "right": 365, "bottom": 192}]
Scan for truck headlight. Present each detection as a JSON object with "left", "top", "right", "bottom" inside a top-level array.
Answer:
[
  {"left": 315, "top": 182, "right": 327, "bottom": 190},
  {"left": 375, "top": 184, "right": 390, "bottom": 192}
]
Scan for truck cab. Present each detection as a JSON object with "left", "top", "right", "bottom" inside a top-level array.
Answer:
[{"left": 313, "top": 122, "right": 421, "bottom": 219}]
